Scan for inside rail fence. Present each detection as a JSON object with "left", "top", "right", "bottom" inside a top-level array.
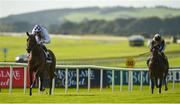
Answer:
[{"left": 0, "top": 62, "right": 179, "bottom": 94}]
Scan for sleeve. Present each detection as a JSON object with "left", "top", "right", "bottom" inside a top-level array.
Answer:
[
  {"left": 149, "top": 40, "right": 154, "bottom": 52},
  {"left": 159, "top": 40, "right": 165, "bottom": 52},
  {"left": 41, "top": 27, "right": 50, "bottom": 44}
]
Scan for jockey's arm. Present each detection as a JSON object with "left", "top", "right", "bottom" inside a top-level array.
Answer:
[
  {"left": 149, "top": 40, "right": 154, "bottom": 52},
  {"left": 41, "top": 27, "right": 51, "bottom": 44},
  {"left": 159, "top": 40, "right": 166, "bottom": 52}
]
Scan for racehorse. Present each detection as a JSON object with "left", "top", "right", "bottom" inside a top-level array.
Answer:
[
  {"left": 26, "top": 32, "right": 56, "bottom": 96},
  {"left": 148, "top": 45, "right": 169, "bottom": 94}
]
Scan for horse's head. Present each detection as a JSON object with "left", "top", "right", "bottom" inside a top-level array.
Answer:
[
  {"left": 26, "top": 32, "right": 37, "bottom": 53},
  {"left": 151, "top": 44, "right": 160, "bottom": 56}
]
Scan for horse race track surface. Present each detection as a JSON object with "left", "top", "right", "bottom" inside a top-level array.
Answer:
[{"left": 0, "top": 83, "right": 179, "bottom": 103}]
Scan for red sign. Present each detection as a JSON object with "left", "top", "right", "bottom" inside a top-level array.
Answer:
[{"left": 0, "top": 67, "right": 29, "bottom": 88}]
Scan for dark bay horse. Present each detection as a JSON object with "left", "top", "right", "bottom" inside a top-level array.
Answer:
[
  {"left": 26, "top": 32, "right": 56, "bottom": 96},
  {"left": 148, "top": 45, "right": 169, "bottom": 94}
]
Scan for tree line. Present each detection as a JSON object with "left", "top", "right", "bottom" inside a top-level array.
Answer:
[{"left": 0, "top": 16, "right": 180, "bottom": 37}]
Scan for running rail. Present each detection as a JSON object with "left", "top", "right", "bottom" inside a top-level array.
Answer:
[{"left": 0, "top": 62, "right": 180, "bottom": 94}]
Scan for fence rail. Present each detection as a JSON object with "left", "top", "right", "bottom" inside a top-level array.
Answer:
[{"left": 0, "top": 62, "right": 180, "bottom": 94}]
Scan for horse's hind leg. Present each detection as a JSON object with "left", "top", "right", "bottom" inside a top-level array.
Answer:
[
  {"left": 29, "top": 70, "right": 33, "bottom": 96},
  {"left": 48, "top": 68, "right": 55, "bottom": 95},
  {"left": 164, "top": 66, "right": 169, "bottom": 91},
  {"left": 164, "top": 75, "right": 168, "bottom": 91},
  {"left": 49, "top": 77, "right": 53, "bottom": 95},
  {"left": 39, "top": 71, "right": 45, "bottom": 92}
]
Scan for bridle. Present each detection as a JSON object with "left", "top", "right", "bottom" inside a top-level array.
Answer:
[{"left": 26, "top": 35, "right": 37, "bottom": 53}]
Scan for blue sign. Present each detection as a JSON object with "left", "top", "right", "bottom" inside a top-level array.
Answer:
[
  {"left": 55, "top": 68, "right": 108, "bottom": 88},
  {"left": 106, "top": 70, "right": 149, "bottom": 85},
  {"left": 43, "top": 68, "right": 180, "bottom": 88}
]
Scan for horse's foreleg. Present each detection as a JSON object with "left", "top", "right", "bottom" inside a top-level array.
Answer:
[
  {"left": 155, "top": 77, "right": 159, "bottom": 88},
  {"left": 159, "top": 78, "right": 162, "bottom": 94},
  {"left": 29, "top": 70, "right": 33, "bottom": 96},
  {"left": 151, "top": 78, "right": 154, "bottom": 94}
]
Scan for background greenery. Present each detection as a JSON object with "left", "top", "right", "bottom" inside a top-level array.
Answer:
[
  {"left": 0, "top": 34, "right": 179, "bottom": 67},
  {"left": 0, "top": 6, "right": 180, "bottom": 37}
]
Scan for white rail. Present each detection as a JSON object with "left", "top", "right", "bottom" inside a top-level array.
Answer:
[{"left": 0, "top": 62, "right": 180, "bottom": 94}]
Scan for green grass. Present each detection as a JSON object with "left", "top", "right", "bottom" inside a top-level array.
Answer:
[
  {"left": 0, "top": 83, "right": 179, "bottom": 103},
  {"left": 0, "top": 34, "right": 180, "bottom": 67}
]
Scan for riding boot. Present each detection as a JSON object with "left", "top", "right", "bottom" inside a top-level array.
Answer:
[
  {"left": 146, "top": 57, "right": 151, "bottom": 66},
  {"left": 161, "top": 52, "right": 168, "bottom": 65},
  {"left": 41, "top": 45, "right": 52, "bottom": 63},
  {"left": 161, "top": 52, "right": 169, "bottom": 74},
  {"left": 46, "top": 52, "right": 52, "bottom": 63}
]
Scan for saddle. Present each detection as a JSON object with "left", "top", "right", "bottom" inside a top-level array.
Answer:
[{"left": 39, "top": 45, "right": 52, "bottom": 63}]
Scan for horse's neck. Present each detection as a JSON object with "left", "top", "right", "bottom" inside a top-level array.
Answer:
[
  {"left": 152, "top": 53, "right": 163, "bottom": 67},
  {"left": 31, "top": 45, "right": 43, "bottom": 56}
]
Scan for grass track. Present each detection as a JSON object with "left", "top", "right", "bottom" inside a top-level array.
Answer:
[
  {"left": 0, "top": 83, "right": 180, "bottom": 103},
  {"left": 0, "top": 35, "right": 180, "bottom": 67}
]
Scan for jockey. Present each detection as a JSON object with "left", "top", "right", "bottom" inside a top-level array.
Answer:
[
  {"left": 147, "top": 34, "right": 168, "bottom": 65},
  {"left": 150, "top": 34, "right": 165, "bottom": 54},
  {"left": 31, "top": 24, "right": 52, "bottom": 63}
]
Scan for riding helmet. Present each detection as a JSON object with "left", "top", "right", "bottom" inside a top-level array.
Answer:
[
  {"left": 153, "top": 34, "right": 161, "bottom": 41},
  {"left": 32, "top": 25, "right": 42, "bottom": 34}
]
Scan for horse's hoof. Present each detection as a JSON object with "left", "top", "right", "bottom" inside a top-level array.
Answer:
[{"left": 165, "top": 88, "right": 168, "bottom": 91}]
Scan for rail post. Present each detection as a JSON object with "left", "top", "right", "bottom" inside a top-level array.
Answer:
[
  {"left": 52, "top": 78, "right": 55, "bottom": 95},
  {"left": 120, "top": 70, "right": 123, "bottom": 91},
  {"left": 76, "top": 68, "right": 79, "bottom": 93},
  {"left": 9, "top": 65, "right": 13, "bottom": 94},
  {"left": 88, "top": 68, "right": 91, "bottom": 92},
  {"left": 65, "top": 68, "right": 68, "bottom": 94},
  {"left": 100, "top": 69, "right": 103, "bottom": 92},
  {"left": 112, "top": 70, "right": 114, "bottom": 92},
  {"left": 172, "top": 71, "right": 176, "bottom": 90},
  {"left": 128, "top": 70, "right": 133, "bottom": 92},
  {"left": 140, "top": 71, "right": 143, "bottom": 91},
  {"left": 38, "top": 77, "right": 41, "bottom": 94},
  {"left": 23, "top": 66, "right": 27, "bottom": 94}
]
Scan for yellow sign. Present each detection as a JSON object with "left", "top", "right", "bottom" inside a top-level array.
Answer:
[{"left": 126, "top": 57, "right": 135, "bottom": 68}]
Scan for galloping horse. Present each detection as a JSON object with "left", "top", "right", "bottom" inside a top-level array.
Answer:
[
  {"left": 148, "top": 45, "right": 169, "bottom": 94},
  {"left": 26, "top": 32, "right": 56, "bottom": 96}
]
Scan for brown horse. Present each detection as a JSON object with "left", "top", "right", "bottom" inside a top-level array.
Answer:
[
  {"left": 26, "top": 32, "right": 56, "bottom": 96},
  {"left": 148, "top": 45, "right": 169, "bottom": 94}
]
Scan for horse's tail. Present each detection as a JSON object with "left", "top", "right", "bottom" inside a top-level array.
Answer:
[{"left": 48, "top": 49, "right": 56, "bottom": 78}]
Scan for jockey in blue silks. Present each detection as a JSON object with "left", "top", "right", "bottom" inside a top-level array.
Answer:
[{"left": 147, "top": 34, "right": 168, "bottom": 66}]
